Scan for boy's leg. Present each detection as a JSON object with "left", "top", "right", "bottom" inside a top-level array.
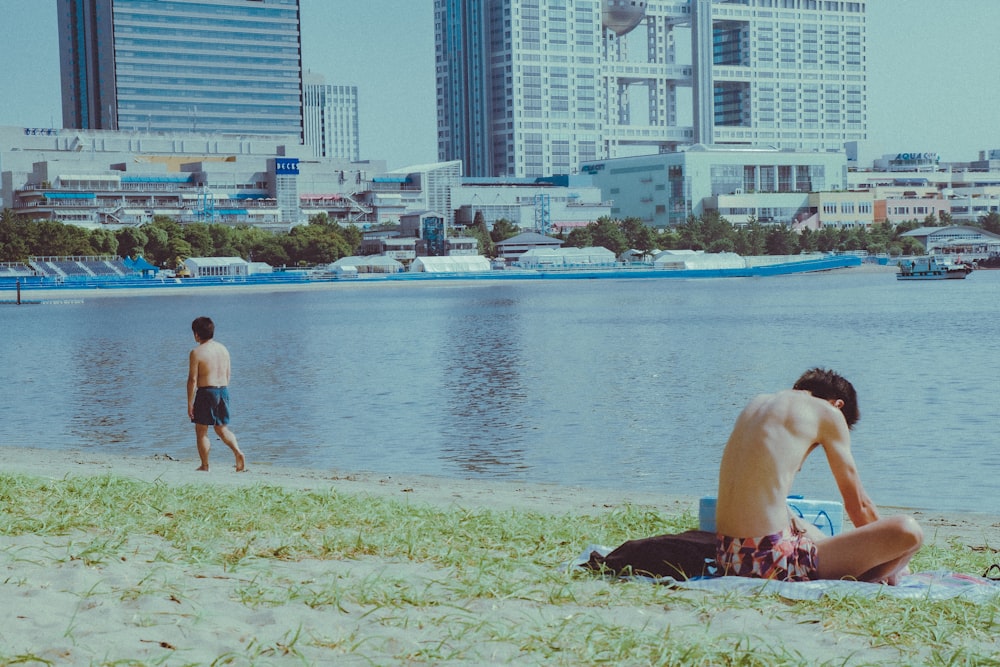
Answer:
[
  {"left": 195, "top": 424, "right": 211, "bottom": 471},
  {"left": 815, "top": 515, "right": 922, "bottom": 583}
]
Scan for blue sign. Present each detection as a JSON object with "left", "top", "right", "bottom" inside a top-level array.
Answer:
[{"left": 275, "top": 158, "right": 300, "bottom": 175}]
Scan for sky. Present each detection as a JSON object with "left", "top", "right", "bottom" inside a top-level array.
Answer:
[{"left": 1, "top": 1, "right": 998, "bottom": 169}]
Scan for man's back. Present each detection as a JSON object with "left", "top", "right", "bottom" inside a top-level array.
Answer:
[{"left": 715, "top": 389, "right": 848, "bottom": 538}]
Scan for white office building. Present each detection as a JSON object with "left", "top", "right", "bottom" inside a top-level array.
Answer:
[
  {"left": 582, "top": 144, "right": 847, "bottom": 228},
  {"left": 303, "top": 71, "right": 361, "bottom": 161},
  {"left": 436, "top": 0, "right": 867, "bottom": 178}
]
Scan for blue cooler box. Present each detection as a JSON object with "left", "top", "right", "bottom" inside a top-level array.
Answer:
[{"left": 699, "top": 495, "right": 844, "bottom": 537}]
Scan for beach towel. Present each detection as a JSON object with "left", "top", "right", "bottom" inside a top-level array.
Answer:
[{"left": 574, "top": 546, "right": 1000, "bottom": 603}]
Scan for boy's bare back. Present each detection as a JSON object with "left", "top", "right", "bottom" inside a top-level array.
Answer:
[{"left": 189, "top": 339, "right": 231, "bottom": 388}]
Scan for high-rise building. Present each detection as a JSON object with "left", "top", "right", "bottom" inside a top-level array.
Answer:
[
  {"left": 435, "top": 0, "right": 866, "bottom": 178},
  {"left": 303, "top": 71, "right": 361, "bottom": 161},
  {"left": 57, "top": 0, "right": 304, "bottom": 138}
]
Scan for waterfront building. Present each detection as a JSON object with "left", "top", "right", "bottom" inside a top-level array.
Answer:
[
  {"left": 804, "top": 190, "right": 875, "bottom": 229},
  {"left": 0, "top": 126, "right": 379, "bottom": 230},
  {"left": 494, "top": 232, "right": 564, "bottom": 264},
  {"left": 303, "top": 71, "right": 361, "bottom": 161},
  {"left": 182, "top": 256, "right": 251, "bottom": 278},
  {"left": 450, "top": 175, "right": 612, "bottom": 234},
  {"left": 881, "top": 195, "right": 952, "bottom": 227},
  {"left": 0, "top": 125, "right": 612, "bottom": 233},
  {"left": 900, "top": 226, "right": 1000, "bottom": 258},
  {"left": 435, "top": 0, "right": 867, "bottom": 178},
  {"left": 57, "top": 0, "right": 304, "bottom": 139},
  {"left": 582, "top": 145, "right": 848, "bottom": 228}
]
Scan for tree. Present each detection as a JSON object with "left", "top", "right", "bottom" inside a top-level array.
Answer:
[
  {"left": 340, "top": 224, "right": 363, "bottom": 255},
  {"left": 490, "top": 218, "right": 519, "bottom": 243},
  {"left": 0, "top": 209, "right": 30, "bottom": 261},
  {"left": 141, "top": 224, "right": 171, "bottom": 264},
  {"left": 285, "top": 221, "right": 350, "bottom": 264},
  {"left": 116, "top": 227, "right": 149, "bottom": 258},
  {"left": 764, "top": 225, "right": 795, "bottom": 255},
  {"left": 89, "top": 228, "right": 119, "bottom": 255},
  {"left": 588, "top": 217, "right": 629, "bottom": 256},
  {"left": 620, "top": 217, "right": 658, "bottom": 253},
  {"left": 797, "top": 227, "right": 815, "bottom": 254},
  {"left": 467, "top": 210, "right": 495, "bottom": 257},
  {"left": 734, "top": 217, "right": 766, "bottom": 256},
  {"left": 565, "top": 227, "right": 593, "bottom": 248},
  {"left": 981, "top": 211, "right": 1000, "bottom": 234},
  {"left": 183, "top": 223, "right": 215, "bottom": 257}
]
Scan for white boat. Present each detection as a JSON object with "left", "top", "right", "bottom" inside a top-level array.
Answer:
[{"left": 896, "top": 257, "right": 971, "bottom": 280}]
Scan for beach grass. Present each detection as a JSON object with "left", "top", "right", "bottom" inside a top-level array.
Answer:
[{"left": 0, "top": 473, "right": 997, "bottom": 666}]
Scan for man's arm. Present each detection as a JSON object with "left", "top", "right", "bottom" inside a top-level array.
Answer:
[
  {"left": 187, "top": 349, "right": 199, "bottom": 420},
  {"left": 820, "top": 407, "right": 879, "bottom": 527}
]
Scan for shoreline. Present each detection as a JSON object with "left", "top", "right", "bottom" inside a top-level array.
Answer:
[
  {"left": 4, "top": 445, "right": 997, "bottom": 549},
  {"left": 3, "top": 263, "right": 897, "bottom": 301}
]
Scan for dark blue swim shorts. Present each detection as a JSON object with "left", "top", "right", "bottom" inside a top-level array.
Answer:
[{"left": 192, "top": 386, "right": 231, "bottom": 426}]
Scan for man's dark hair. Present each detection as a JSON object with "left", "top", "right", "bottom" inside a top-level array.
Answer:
[
  {"left": 191, "top": 316, "right": 215, "bottom": 341},
  {"left": 793, "top": 367, "right": 859, "bottom": 429}
]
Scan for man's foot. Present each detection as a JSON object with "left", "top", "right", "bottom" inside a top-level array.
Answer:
[
  {"left": 235, "top": 452, "right": 246, "bottom": 472},
  {"left": 196, "top": 465, "right": 209, "bottom": 472}
]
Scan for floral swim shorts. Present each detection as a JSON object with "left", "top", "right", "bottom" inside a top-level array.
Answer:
[{"left": 715, "top": 527, "right": 819, "bottom": 581}]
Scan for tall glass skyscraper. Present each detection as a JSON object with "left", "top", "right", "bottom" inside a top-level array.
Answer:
[
  {"left": 57, "top": 0, "right": 304, "bottom": 138},
  {"left": 436, "top": 0, "right": 866, "bottom": 178}
]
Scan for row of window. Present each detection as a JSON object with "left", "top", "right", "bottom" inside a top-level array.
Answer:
[{"left": 822, "top": 202, "right": 873, "bottom": 214}]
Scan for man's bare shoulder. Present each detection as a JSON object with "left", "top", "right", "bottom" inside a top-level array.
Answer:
[{"left": 739, "top": 389, "right": 809, "bottom": 417}]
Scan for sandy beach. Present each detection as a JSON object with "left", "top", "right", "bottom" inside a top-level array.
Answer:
[{"left": 1, "top": 446, "right": 998, "bottom": 665}]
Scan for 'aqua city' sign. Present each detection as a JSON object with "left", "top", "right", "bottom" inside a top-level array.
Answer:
[{"left": 893, "top": 152, "right": 939, "bottom": 162}]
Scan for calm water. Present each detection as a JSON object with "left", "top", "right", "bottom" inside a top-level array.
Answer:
[{"left": 2, "top": 270, "right": 998, "bottom": 513}]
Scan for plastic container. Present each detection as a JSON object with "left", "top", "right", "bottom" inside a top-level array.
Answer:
[{"left": 699, "top": 495, "right": 844, "bottom": 537}]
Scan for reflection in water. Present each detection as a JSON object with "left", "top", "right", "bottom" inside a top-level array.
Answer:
[
  {"left": 1, "top": 272, "right": 999, "bottom": 512},
  {"left": 71, "top": 339, "right": 131, "bottom": 443},
  {"left": 440, "top": 292, "right": 529, "bottom": 475}
]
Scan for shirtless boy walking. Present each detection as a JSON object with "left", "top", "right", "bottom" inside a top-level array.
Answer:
[
  {"left": 715, "top": 368, "right": 921, "bottom": 584},
  {"left": 187, "top": 316, "right": 245, "bottom": 472}
]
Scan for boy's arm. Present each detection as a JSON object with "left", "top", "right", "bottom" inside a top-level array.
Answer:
[{"left": 187, "top": 350, "right": 199, "bottom": 419}]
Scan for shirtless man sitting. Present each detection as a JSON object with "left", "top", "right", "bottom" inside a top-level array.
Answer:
[
  {"left": 187, "top": 316, "right": 245, "bottom": 472},
  {"left": 714, "top": 368, "right": 922, "bottom": 584}
]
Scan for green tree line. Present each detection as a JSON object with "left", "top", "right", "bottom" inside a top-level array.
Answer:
[
  {"left": 3, "top": 208, "right": 999, "bottom": 266},
  {"left": 0, "top": 210, "right": 364, "bottom": 268},
  {"left": 560, "top": 211, "right": 1000, "bottom": 258}
]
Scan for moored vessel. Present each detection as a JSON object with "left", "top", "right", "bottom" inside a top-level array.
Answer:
[{"left": 896, "top": 256, "right": 971, "bottom": 280}]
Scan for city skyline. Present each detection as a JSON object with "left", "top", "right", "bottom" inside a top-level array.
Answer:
[{"left": 1, "top": 1, "right": 998, "bottom": 170}]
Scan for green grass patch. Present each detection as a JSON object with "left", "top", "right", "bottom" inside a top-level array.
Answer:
[{"left": 0, "top": 473, "right": 997, "bottom": 666}]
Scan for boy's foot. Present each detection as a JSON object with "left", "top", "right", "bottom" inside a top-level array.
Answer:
[{"left": 235, "top": 452, "right": 246, "bottom": 472}]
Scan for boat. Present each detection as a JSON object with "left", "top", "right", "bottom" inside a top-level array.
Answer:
[{"left": 896, "top": 256, "right": 972, "bottom": 280}]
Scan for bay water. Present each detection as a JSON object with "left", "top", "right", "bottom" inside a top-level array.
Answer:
[{"left": 2, "top": 269, "right": 997, "bottom": 513}]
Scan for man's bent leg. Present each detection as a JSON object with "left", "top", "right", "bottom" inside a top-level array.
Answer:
[
  {"left": 816, "top": 515, "right": 922, "bottom": 584},
  {"left": 214, "top": 425, "right": 245, "bottom": 472},
  {"left": 195, "top": 424, "right": 211, "bottom": 471}
]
